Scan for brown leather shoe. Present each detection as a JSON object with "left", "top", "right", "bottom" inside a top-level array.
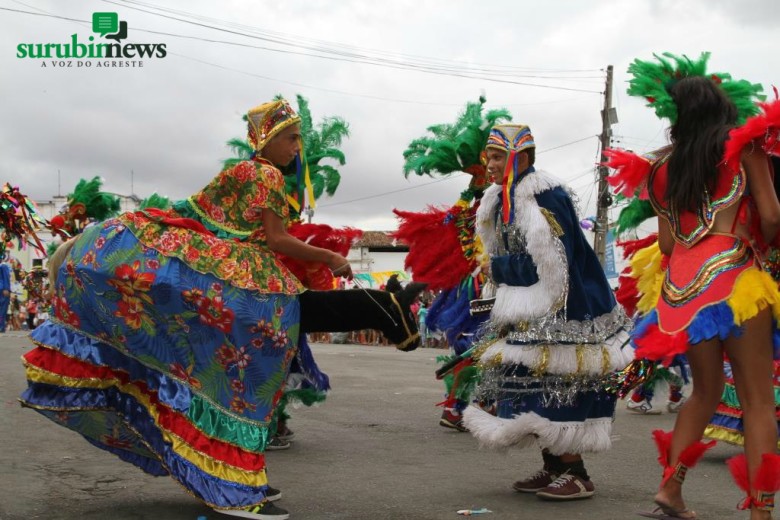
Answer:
[
  {"left": 512, "top": 469, "right": 558, "bottom": 493},
  {"left": 535, "top": 473, "right": 595, "bottom": 500}
]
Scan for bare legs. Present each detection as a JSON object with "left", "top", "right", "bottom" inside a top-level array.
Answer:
[
  {"left": 658, "top": 308, "right": 777, "bottom": 519},
  {"left": 655, "top": 338, "right": 724, "bottom": 517},
  {"left": 724, "top": 309, "right": 777, "bottom": 520}
]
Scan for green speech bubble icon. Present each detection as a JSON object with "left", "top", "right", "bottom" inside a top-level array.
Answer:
[{"left": 92, "top": 12, "right": 119, "bottom": 36}]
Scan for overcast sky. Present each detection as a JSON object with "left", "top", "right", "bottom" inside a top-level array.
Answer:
[{"left": 2, "top": 0, "right": 777, "bottom": 233}]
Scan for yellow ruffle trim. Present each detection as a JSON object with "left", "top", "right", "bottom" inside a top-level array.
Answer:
[
  {"left": 705, "top": 425, "right": 780, "bottom": 449},
  {"left": 25, "top": 364, "right": 268, "bottom": 487}
]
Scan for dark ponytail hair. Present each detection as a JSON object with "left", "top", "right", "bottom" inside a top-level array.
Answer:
[{"left": 665, "top": 76, "right": 738, "bottom": 214}]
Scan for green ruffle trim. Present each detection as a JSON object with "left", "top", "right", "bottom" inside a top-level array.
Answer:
[
  {"left": 720, "top": 382, "right": 780, "bottom": 409},
  {"left": 170, "top": 199, "right": 248, "bottom": 241},
  {"left": 188, "top": 395, "right": 270, "bottom": 453}
]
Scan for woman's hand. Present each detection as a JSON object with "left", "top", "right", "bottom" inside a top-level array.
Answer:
[{"left": 327, "top": 253, "right": 353, "bottom": 280}]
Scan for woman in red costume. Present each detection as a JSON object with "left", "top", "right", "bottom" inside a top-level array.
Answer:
[{"left": 608, "top": 53, "right": 780, "bottom": 520}]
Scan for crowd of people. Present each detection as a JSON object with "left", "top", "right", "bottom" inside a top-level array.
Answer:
[
  {"left": 0, "top": 262, "right": 48, "bottom": 333},
  {"left": 6, "top": 52, "right": 780, "bottom": 520}
]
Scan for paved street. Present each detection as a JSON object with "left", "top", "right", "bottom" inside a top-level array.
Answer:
[{"left": 0, "top": 334, "right": 746, "bottom": 520}]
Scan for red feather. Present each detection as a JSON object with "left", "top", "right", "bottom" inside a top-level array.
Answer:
[
  {"left": 729, "top": 453, "right": 780, "bottom": 510},
  {"left": 278, "top": 223, "right": 363, "bottom": 290},
  {"left": 603, "top": 148, "right": 652, "bottom": 199},
  {"left": 727, "top": 454, "right": 751, "bottom": 494},
  {"left": 754, "top": 453, "right": 780, "bottom": 493},
  {"left": 617, "top": 233, "right": 658, "bottom": 260},
  {"left": 652, "top": 429, "right": 672, "bottom": 469},
  {"left": 654, "top": 429, "right": 716, "bottom": 487},
  {"left": 634, "top": 324, "right": 689, "bottom": 365},
  {"left": 723, "top": 99, "right": 780, "bottom": 171},
  {"left": 392, "top": 206, "right": 475, "bottom": 291},
  {"left": 678, "top": 437, "right": 716, "bottom": 468},
  {"left": 615, "top": 273, "right": 639, "bottom": 316}
]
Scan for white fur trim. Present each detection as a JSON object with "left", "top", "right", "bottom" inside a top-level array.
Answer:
[
  {"left": 463, "top": 406, "right": 613, "bottom": 455},
  {"left": 477, "top": 172, "right": 569, "bottom": 325},
  {"left": 480, "top": 330, "right": 634, "bottom": 376}
]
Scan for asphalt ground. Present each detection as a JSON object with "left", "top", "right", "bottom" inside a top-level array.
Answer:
[{"left": 0, "top": 333, "right": 748, "bottom": 520}]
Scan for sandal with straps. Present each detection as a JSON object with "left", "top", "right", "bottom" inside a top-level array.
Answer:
[{"left": 637, "top": 501, "right": 697, "bottom": 519}]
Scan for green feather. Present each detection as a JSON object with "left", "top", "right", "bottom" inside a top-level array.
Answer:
[
  {"left": 68, "top": 177, "right": 121, "bottom": 222},
  {"left": 627, "top": 52, "right": 764, "bottom": 124},
  {"left": 615, "top": 198, "right": 655, "bottom": 235},
  {"left": 403, "top": 98, "right": 511, "bottom": 178},
  {"left": 139, "top": 193, "right": 170, "bottom": 210}
]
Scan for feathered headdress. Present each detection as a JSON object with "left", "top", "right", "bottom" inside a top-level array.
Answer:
[
  {"left": 403, "top": 95, "right": 511, "bottom": 199},
  {"left": 49, "top": 177, "right": 121, "bottom": 239},
  {"left": 396, "top": 97, "right": 511, "bottom": 289},
  {"left": 627, "top": 52, "right": 764, "bottom": 124},
  {"left": 224, "top": 95, "right": 349, "bottom": 220}
]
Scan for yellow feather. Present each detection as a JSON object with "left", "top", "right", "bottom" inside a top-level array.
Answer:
[
  {"left": 629, "top": 241, "right": 664, "bottom": 315},
  {"left": 727, "top": 268, "right": 780, "bottom": 324}
]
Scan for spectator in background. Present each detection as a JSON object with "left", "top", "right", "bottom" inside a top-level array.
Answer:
[
  {"left": 25, "top": 299, "right": 37, "bottom": 331},
  {"left": 418, "top": 301, "right": 429, "bottom": 347},
  {"left": 9, "top": 295, "right": 21, "bottom": 331},
  {"left": 0, "top": 260, "right": 10, "bottom": 332}
]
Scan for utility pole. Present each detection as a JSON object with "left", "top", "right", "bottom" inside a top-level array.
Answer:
[{"left": 594, "top": 65, "right": 615, "bottom": 266}]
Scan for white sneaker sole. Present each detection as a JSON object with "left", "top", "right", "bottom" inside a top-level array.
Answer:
[
  {"left": 536, "top": 489, "right": 595, "bottom": 500},
  {"left": 213, "top": 508, "right": 290, "bottom": 520}
]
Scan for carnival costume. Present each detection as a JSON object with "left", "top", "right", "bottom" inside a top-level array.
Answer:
[
  {"left": 605, "top": 52, "right": 780, "bottom": 514},
  {"left": 393, "top": 97, "right": 510, "bottom": 430},
  {"left": 20, "top": 99, "right": 424, "bottom": 517},
  {"left": 461, "top": 124, "right": 632, "bottom": 474}
]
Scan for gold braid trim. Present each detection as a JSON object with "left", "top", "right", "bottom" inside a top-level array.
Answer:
[
  {"left": 540, "top": 208, "right": 564, "bottom": 237},
  {"left": 474, "top": 337, "right": 502, "bottom": 369}
]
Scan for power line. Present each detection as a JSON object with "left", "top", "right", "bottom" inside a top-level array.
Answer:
[
  {"left": 94, "top": 0, "right": 602, "bottom": 93},
  {"left": 3, "top": 6, "right": 603, "bottom": 104},
  {"left": 110, "top": 0, "right": 605, "bottom": 78},
  {"left": 320, "top": 135, "right": 597, "bottom": 208}
]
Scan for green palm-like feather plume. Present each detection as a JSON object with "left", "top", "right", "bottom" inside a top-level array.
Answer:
[
  {"left": 627, "top": 52, "right": 764, "bottom": 124},
  {"left": 222, "top": 95, "right": 350, "bottom": 218},
  {"left": 69, "top": 177, "right": 121, "bottom": 221},
  {"left": 403, "top": 97, "right": 512, "bottom": 178},
  {"left": 139, "top": 193, "right": 171, "bottom": 210}
]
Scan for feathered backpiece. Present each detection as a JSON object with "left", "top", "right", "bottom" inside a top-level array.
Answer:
[
  {"left": 403, "top": 96, "right": 511, "bottom": 185},
  {"left": 627, "top": 52, "right": 764, "bottom": 124},
  {"left": 139, "top": 193, "right": 171, "bottom": 211},
  {"left": 277, "top": 222, "right": 362, "bottom": 290},
  {"left": 723, "top": 96, "right": 780, "bottom": 171},
  {"left": 0, "top": 183, "right": 48, "bottom": 256},
  {"left": 392, "top": 201, "right": 480, "bottom": 291}
]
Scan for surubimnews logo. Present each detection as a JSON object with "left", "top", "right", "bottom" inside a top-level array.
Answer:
[{"left": 16, "top": 12, "right": 167, "bottom": 68}]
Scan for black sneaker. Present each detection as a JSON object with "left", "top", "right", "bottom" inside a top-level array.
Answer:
[
  {"left": 266, "top": 436, "right": 291, "bottom": 451},
  {"left": 213, "top": 501, "right": 290, "bottom": 519},
  {"left": 265, "top": 486, "right": 282, "bottom": 502},
  {"left": 277, "top": 427, "right": 295, "bottom": 442}
]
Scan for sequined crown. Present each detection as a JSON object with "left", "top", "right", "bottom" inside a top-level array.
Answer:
[{"left": 246, "top": 99, "right": 301, "bottom": 152}]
